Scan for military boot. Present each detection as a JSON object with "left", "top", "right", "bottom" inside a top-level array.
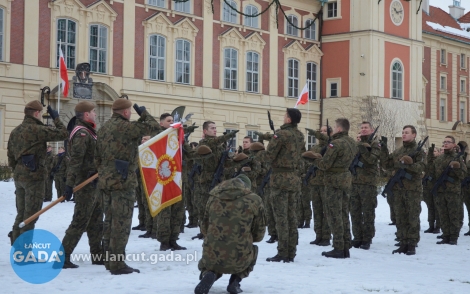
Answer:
[
  {"left": 132, "top": 223, "right": 145, "bottom": 230},
  {"left": 437, "top": 238, "right": 449, "bottom": 244},
  {"left": 464, "top": 230, "right": 470, "bottom": 236},
  {"left": 317, "top": 239, "right": 331, "bottom": 246},
  {"left": 124, "top": 264, "right": 141, "bottom": 273},
  {"left": 433, "top": 226, "right": 441, "bottom": 234},
  {"left": 160, "top": 242, "right": 172, "bottom": 251},
  {"left": 227, "top": 274, "right": 243, "bottom": 294},
  {"left": 448, "top": 239, "right": 458, "bottom": 245},
  {"left": 139, "top": 231, "right": 152, "bottom": 238},
  {"left": 63, "top": 254, "right": 79, "bottom": 269},
  {"left": 170, "top": 240, "right": 187, "bottom": 250},
  {"left": 298, "top": 220, "right": 304, "bottom": 229},
  {"left": 8, "top": 231, "right": 13, "bottom": 246},
  {"left": 322, "top": 249, "right": 345, "bottom": 259},
  {"left": 424, "top": 222, "right": 434, "bottom": 233},
  {"left": 360, "top": 241, "right": 371, "bottom": 250},
  {"left": 303, "top": 220, "right": 311, "bottom": 228},
  {"left": 406, "top": 245, "right": 416, "bottom": 255},
  {"left": 266, "top": 254, "right": 288, "bottom": 262},
  {"left": 110, "top": 267, "right": 135, "bottom": 275},
  {"left": 191, "top": 233, "right": 204, "bottom": 240},
  {"left": 436, "top": 234, "right": 443, "bottom": 239},
  {"left": 180, "top": 224, "right": 185, "bottom": 234},
  {"left": 392, "top": 244, "right": 408, "bottom": 254},
  {"left": 195, "top": 271, "right": 216, "bottom": 294},
  {"left": 266, "top": 235, "right": 278, "bottom": 243},
  {"left": 310, "top": 237, "right": 321, "bottom": 245},
  {"left": 351, "top": 240, "right": 362, "bottom": 248}
]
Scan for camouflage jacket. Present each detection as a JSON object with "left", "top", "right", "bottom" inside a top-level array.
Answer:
[
  {"left": 66, "top": 119, "right": 97, "bottom": 187},
  {"left": 430, "top": 149, "right": 466, "bottom": 194},
  {"left": 266, "top": 123, "right": 306, "bottom": 191},
  {"left": 380, "top": 140, "right": 425, "bottom": 192},
  {"left": 200, "top": 178, "right": 266, "bottom": 274},
  {"left": 305, "top": 131, "right": 328, "bottom": 186},
  {"left": 52, "top": 153, "right": 69, "bottom": 179},
  {"left": 313, "top": 131, "right": 357, "bottom": 190},
  {"left": 7, "top": 115, "right": 68, "bottom": 182},
  {"left": 252, "top": 150, "right": 271, "bottom": 189},
  {"left": 95, "top": 111, "right": 160, "bottom": 196},
  {"left": 463, "top": 159, "right": 470, "bottom": 192},
  {"left": 423, "top": 151, "right": 437, "bottom": 190},
  {"left": 226, "top": 156, "right": 262, "bottom": 193},
  {"left": 45, "top": 151, "right": 54, "bottom": 174},
  {"left": 197, "top": 133, "right": 234, "bottom": 184},
  {"left": 352, "top": 135, "right": 380, "bottom": 186}
]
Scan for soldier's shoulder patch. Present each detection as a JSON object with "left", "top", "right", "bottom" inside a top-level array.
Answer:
[
  {"left": 274, "top": 134, "right": 279, "bottom": 139},
  {"left": 329, "top": 143, "right": 334, "bottom": 148},
  {"left": 80, "top": 133, "right": 87, "bottom": 137}
]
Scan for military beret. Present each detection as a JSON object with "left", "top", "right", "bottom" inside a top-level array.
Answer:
[
  {"left": 302, "top": 151, "right": 322, "bottom": 159},
  {"left": 112, "top": 98, "right": 132, "bottom": 110},
  {"left": 25, "top": 100, "right": 43, "bottom": 111},
  {"left": 196, "top": 145, "right": 212, "bottom": 155},
  {"left": 233, "top": 153, "right": 248, "bottom": 162},
  {"left": 250, "top": 142, "right": 265, "bottom": 151},
  {"left": 75, "top": 101, "right": 95, "bottom": 112},
  {"left": 236, "top": 174, "right": 251, "bottom": 189}
]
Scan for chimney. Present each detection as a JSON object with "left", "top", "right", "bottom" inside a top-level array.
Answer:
[
  {"left": 449, "top": 0, "right": 465, "bottom": 20},
  {"left": 422, "top": 0, "right": 430, "bottom": 14}
]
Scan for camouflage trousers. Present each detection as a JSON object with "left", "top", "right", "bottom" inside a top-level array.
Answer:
[
  {"left": 310, "top": 185, "right": 330, "bottom": 240},
  {"left": 196, "top": 181, "right": 211, "bottom": 228},
  {"left": 185, "top": 182, "right": 198, "bottom": 225},
  {"left": 12, "top": 180, "right": 44, "bottom": 244},
  {"left": 435, "top": 191, "right": 462, "bottom": 241},
  {"left": 350, "top": 184, "right": 377, "bottom": 242},
  {"left": 199, "top": 245, "right": 258, "bottom": 280},
  {"left": 139, "top": 184, "right": 158, "bottom": 234},
  {"left": 100, "top": 188, "right": 134, "bottom": 271},
  {"left": 393, "top": 190, "right": 421, "bottom": 246},
  {"left": 324, "top": 186, "right": 351, "bottom": 250},
  {"left": 297, "top": 184, "right": 312, "bottom": 223},
  {"left": 54, "top": 177, "right": 66, "bottom": 198},
  {"left": 422, "top": 187, "right": 440, "bottom": 227},
  {"left": 386, "top": 192, "right": 396, "bottom": 224},
  {"left": 156, "top": 200, "right": 185, "bottom": 243},
  {"left": 62, "top": 185, "right": 103, "bottom": 255},
  {"left": 264, "top": 186, "right": 277, "bottom": 237},
  {"left": 272, "top": 189, "right": 298, "bottom": 259},
  {"left": 45, "top": 177, "right": 53, "bottom": 201},
  {"left": 463, "top": 188, "right": 470, "bottom": 228},
  {"left": 135, "top": 180, "right": 145, "bottom": 226}
]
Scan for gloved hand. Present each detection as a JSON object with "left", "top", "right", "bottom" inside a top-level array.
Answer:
[
  {"left": 238, "top": 146, "right": 243, "bottom": 154},
  {"left": 133, "top": 103, "right": 146, "bottom": 116},
  {"left": 47, "top": 105, "right": 59, "bottom": 120},
  {"left": 186, "top": 125, "right": 199, "bottom": 133},
  {"left": 241, "top": 166, "right": 251, "bottom": 172},
  {"left": 428, "top": 143, "right": 435, "bottom": 155},
  {"left": 229, "top": 130, "right": 239, "bottom": 137},
  {"left": 305, "top": 128, "right": 316, "bottom": 136},
  {"left": 450, "top": 161, "right": 461, "bottom": 169},
  {"left": 254, "top": 131, "right": 264, "bottom": 138},
  {"left": 64, "top": 185, "right": 73, "bottom": 201},
  {"left": 380, "top": 136, "right": 388, "bottom": 146},
  {"left": 399, "top": 155, "right": 413, "bottom": 165}
]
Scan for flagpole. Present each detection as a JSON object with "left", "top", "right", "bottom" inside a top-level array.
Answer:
[
  {"left": 307, "top": 79, "right": 310, "bottom": 132},
  {"left": 57, "top": 40, "right": 61, "bottom": 152}
]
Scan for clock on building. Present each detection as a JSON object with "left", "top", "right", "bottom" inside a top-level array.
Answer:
[{"left": 390, "top": 0, "right": 404, "bottom": 26}]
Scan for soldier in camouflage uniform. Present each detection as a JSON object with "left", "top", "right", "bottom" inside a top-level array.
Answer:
[
  {"left": 264, "top": 108, "right": 306, "bottom": 263},
  {"left": 44, "top": 145, "right": 54, "bottom": 202},
  {"left": 132, "top": 166, "right": 146, "bottom": 231},
  {"left": 61, "top": 101, "right": 104, "bottom": 269},
  {"left": 422, "top": 145, "right": 440, "bottom": 234},
  {"left": 349, "top": 122, "right": 380, "bottom": 250},
  {"left": 95, "top": 98, "right": 161, "bottom": 275},
  {"left": 380, "top": 125, "right": 425, "bottom": 255},
  {"left": 463, "top": 157, "right": 470, "bottom": 236},
  {"left": 430, "top": 136, "right": 467, "bottom": 245},
  {"left": 227, "top": 152, "right": 261, "bottom": 194},
  {"left": 309, "top": 118, "right": 357, "bottom": 259},
  {"left": 184, "top": 142, "right": 199, "bottom": 228},
  {"left": 7, "top": 101, "right": 68, "bottom": 244},
  {"left": 195, "top": 174, "right": 265, "bottom": 294},
  {"left": 52, "top": 146, "right": 68, "bottom": 198},
  {"left": 303, "top": 126, "right": 331, "bottom": 246},
  {"left": 241, "top": 136, "right": 253, "bottom": 155}
]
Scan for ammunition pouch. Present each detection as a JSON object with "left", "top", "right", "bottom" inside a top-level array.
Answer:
[
  {"left": 115, "top": 160, "right": 129, "bottom": 180},
  {"left": 21, "top": 154, "right": 37, "bottom": 172}
]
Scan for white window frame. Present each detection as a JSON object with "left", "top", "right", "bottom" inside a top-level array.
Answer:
[
  {"left": 0, "top": 8, "right": 3, "bottom": 61},
  {"left": 440, "top": 98, "right": 446, "bottom": 121},
  {"left": 441, "top": 49, "right": 447, "bottom": 65},
  {"left": 57, "top": 18, "right": 77, "bottom": 70},
  {"left": 224, "top": 48, "right": 238, "bottom": 90},
  {"left": 244, "top": 5, "right": 258, "bottom": 28},
  {"left": 307, "top": 62, "right": 317, "bottom": 100},
  {"left": 461, "top": 53, "right": 466, "bottom": 69},
  {"left": 460, "top": 78, "right": 466, "bottom": 94},
  {"left": 0, "top": 107, "right": 3, "bottom": 145},
  {"left": 286, "top": 15, "right": 299, "bottom": 37},
  {"left": 175, "top": 39, "right": 191, "bottom": 84},
  {"left": 327, "top": 78, "right": 341, "bottom": 98},
  {"left": 246, "top": 51, "right": 259, "bottom": 93},
  {"left": 223, "top": 0, "right": 238, "bottom": 24},
  {"left": 460, "top": 101, "right": 466, "bottom": 123},
  {"left": 148, "top": 0, "right": 165, "bottom": 8},
  {"left": 440, "top": 75, "right": 447, "bottom": 91},
  {"left": 287, "top": 58, "right": 299, "bottom": 97},
  {"left": 247, "top": 130, "right": 259, "bottom": 142},
  {"left": 304, "top": 19, "right": 316, "bottom": 40},
  {"left": 327, "top": 2, "right": 338, "bottom": 18},
  {"left": 174, "top": 0, "right": 191, "bottom": 13},
  {"left": 307, "top": 134, "right": 316, "bottom": 150},
  {"left": 149, "top": 34, "right": 166, "bottom": 81},
  {"left": 391, "top": 60, "right": 403, "bottom": 99},
  {"left": 225, "top": 128, "right": 237, "bottom": 153},
  {"left": 89, "top": 24, "right": 108, "bottom": 74}
]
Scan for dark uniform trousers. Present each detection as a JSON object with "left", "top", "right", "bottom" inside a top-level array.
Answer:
[
  {"left": 394, "top": 190, "right": 421, "bottom": 246},
  {"left": 272, "top": 188, "right": 298, "bottom": 259},
  {"left": 12, "top": 180, "right": 44, "bottom": 243},
  {"left": 349, "top": 184, "right": 377, "bottom": 242},
  {"left": 324, "top": 186, "right": 351, "bottom": 250},
  {"left": 435, "top": 191, "right": 462, "bottom": 241},
  {"left": 156, "top": 200, "right": 185, "bottom": 243},
  {"left": 310, "top": 185, "right": 330, "bottom": 240},
  {"left": 45, "top": 177, "right": 53, "bottom": 201},
  {"left": 423, "top": 187, "right": 440, "bottom": 227}
]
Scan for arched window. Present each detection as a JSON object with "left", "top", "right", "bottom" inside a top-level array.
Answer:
[
  {"left": 286, "top": 15, "right": 298, "bottom": 37},
  {"left": 244, "top": 5, "right": 258, "bottom": 28},
  {"left": 57, "top": 19, "right": 76, "bottom": 69},
  {"left": 89, "top": 24, "right": 108, "bottom": 73},
  {"left": 223, "top": 0, "right": 237, "bottom": 23},
  {"left": 246, "top": 51, "right": 259, "bottom": 93},
  {"left": 287, "top": 58, "right": 299, "bottom": 97},
  {"left": 391, "top": 61, "right": 403, "bottom": 99},
  {"left": 307, "top": 62, "right": 317, "bottom": 100},
  {"left": 224, "top": 48, "right": 238, "bottom": 90},
  {"left": 175, "top": 39, "right": 190, "bottom": 84},
  {"left": 305, "top": 19, "right": 316, "bottom": 40},
  {"left": 149, "top": 35, "right": 166, "bottom": 81}
]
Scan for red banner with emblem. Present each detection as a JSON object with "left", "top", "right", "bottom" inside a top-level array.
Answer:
[{"left": 138, "top": 124, "right": 184, "bottom": 217}]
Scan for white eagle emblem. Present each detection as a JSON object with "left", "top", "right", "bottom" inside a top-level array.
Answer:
[{"left": 159, "top": 160, "right": 172, "bottom": 178}]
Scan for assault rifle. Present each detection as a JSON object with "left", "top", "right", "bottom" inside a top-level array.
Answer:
[
  {"left": 381, "top": 136, "right": 428, "bottom": 200},
  {"left": 258, "top": 168, "right": 272, "bottom": 196},
  {"left": 431, "top": 147, "right": 465, "bottom": 197},
  {"left": 422, "top": 175, "right": 433, "bottom": 186},
  {"left": 209, "top": 134, "right": 236, "bottom": 192},
  {"left": 349, "top": 126, "right": 380, "bottom": 176},
  {"left": 303, "top": 120, "right": 331, "bottom": 186}
]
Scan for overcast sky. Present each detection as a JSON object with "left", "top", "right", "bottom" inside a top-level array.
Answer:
[{"left": 430, "top": 0, "right": 470, "bottom": 13}]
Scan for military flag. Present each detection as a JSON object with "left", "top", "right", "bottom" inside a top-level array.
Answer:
[
  {"left": 58, "top": 47, "right": 69, "bottom": 97},
  {"left": 138, "top": 124, "right": 184, "bottom": 217},
  {"left": 294, "top": 82, "right": 309, "bottom": 108}
]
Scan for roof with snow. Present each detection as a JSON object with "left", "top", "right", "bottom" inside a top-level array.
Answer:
[{"left": 423, "top": 6, "right": 470, "bottom": 43}]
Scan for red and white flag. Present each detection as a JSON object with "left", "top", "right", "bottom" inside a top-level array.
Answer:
[
  {"left": 138, "top": 124, "right": 184, "bottom": 217},
  {"left": 295, "top": 82, "right": 309, "bottom": 108},
  {"left": 59, "top": 47, "right": 69, "bottom": 97}
]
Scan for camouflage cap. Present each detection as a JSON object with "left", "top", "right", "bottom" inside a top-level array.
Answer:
[
  {"left": 233, "top": 153, "right": 248, "bottom": 162},
  {"left": 236, "top": 174, "right": 251, "bottom": 189},
  {"left": 302, "top": 151, "right": 322, "bottom": 159},
  {"left": 196, "top": 145, "right": 212, "bottom": 155},
  {"left": 75, "top": 101, "right": 95, "bottom": 112},
  {"left": 250, "top": 142, "right": 265, "bottom": 151},
  {"left": 112, "top": 98, "right": 132, "bottom": 110},
  {"left": 25, "top": 100, "right": 43, "bottom": 111}
]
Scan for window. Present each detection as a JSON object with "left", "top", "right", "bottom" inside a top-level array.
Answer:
[
  {"left": 0, "top": 8, "right": 3, "bottom": 61},
  {"left": 225, "top": 128, "right": 237, "bottom": 153},
  {"left": 246, "top": 51, "right": 259, "bottom": 93},
  {"left": 305, "top": 19, "right": 316, "bottom": 40},
  {"left": 224, "top": 48, "right": 238, "bottom": 90},
  {"left": 461, "top": 79, "right": 466, "bottom": 93},
  {"left": 89, "top": 24, "right": 107, "bottom": 74},
  {"left": 174, "top": 0, "right": 190, "bottom": 13},
  {"left": 244, "top": 5, "right": 258, "bottom": 28},
  {"left": 440, "top": 75, "right": 446, "bottom": 90},
  {"left": 175, "top": 39, "right": 190, "bottom": 84},
  {"left": 286, "top": 15, "right": 298, "bottom": 37},
  {"left": 461, "top": 53, "right": 466, "bottom": 69},
  {"left": 441, "top": 49, "right": 447, "bottom": 64},
  {"left": 287, "top": 59, "right": 299, "bottom": 97},
  {"left": 247, "top": 130, "right": 259, "bottom": 142},
  {"left": 330, "top": 82, "right": 338, "bottom": 97},
  {"left": 307, "top": 62, "right": 317, "bottom": 100},
  {"left": 148, "top": 0, "right": 165, "bottom": 8},
  {"left": 327, "top": 2, "right": 338, "bottom": 18},
  {"left": 460, "top": 101, "right": 466, "bottom": 123},
  {"left": 149, "top": 35, "right": 166, "bottom": 81},
  {"left": 223, "top": 0, "right": 237, "bottom": 23},
  {"left": 307, "top": 134, "right": 316, "bottom": 150},
  {"left": 391, "top": 61, "right": 403, "bottom": 99},
  {"left": 440, "top": 98, "right": 446, "bottom": 121},
  {"left": 57, "top": 19, "right": 76, "bottom": 69}
]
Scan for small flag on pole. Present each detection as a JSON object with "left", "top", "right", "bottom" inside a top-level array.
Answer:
[
  {"left": 59, "top": 47, "right": 69, "bottom": 97},
  {"left": 295, "top": 82, "right": 309, "bottom": 108}
]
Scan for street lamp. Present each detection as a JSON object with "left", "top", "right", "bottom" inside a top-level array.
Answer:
[{"left": 40, "top": 87, "right": 52, "bottom": 126}]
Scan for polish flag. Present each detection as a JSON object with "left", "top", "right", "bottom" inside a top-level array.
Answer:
[
  {"left": 59, "top": 47, "right": 69, "bottom": 97},
  {"left": 295, "top": 82, "right": 309, "bottom": 108}
]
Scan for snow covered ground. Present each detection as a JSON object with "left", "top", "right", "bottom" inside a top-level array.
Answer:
[{"left": 1, "top": 180, "right": 470, "bottom": 293}]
